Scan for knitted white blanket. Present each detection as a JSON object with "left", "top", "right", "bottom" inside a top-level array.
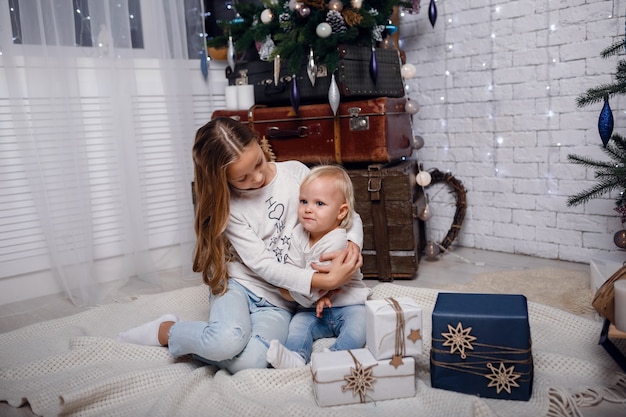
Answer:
[{"left": 0, "top": 283, "right": 624, "bottom": 417}]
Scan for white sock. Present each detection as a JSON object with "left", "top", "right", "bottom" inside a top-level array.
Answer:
[
  {"left": 266, "top": 339, "right": 306, "bottom": 369},
  {"left": 117, "top": 313, "right": 178, "bottom": 346}
]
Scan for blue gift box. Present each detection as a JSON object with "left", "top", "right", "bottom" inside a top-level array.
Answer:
[{"left": 430, "top": 293, "right": 534, "bottom": 401}]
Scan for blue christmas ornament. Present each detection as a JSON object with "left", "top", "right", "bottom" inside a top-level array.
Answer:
[
  {"left": 369, "top": 47, "right": 378, "bottom": 85},
  {"left": 290, "top": 75, "right": 300, "bottom": 114},
  {"left": 598, "top": 96, "right": 614, "bottom": 148},
  {"left": 385, "top": 23, "right": 398, "bottom": 35},
  {"left": 200, "top": 49, "right": 208, "bottom": 80},
  {"left": 428, "top": 0, "right": 437, "bottom": 28}
]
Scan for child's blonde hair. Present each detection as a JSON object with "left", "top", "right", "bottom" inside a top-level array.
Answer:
[
  {"left": 191, "top": 117, "right": 270, "bottom": 296},
  {"left": 301, "top": 165, "right": 355, "bottom": 229}
]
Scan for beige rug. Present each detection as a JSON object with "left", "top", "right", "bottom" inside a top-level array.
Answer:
[
  {"left": 440, "top": 267, "right": 595, "bottom": 315},
  {"left": 0, "top": 283, "right": 624, "bottom": 417}
]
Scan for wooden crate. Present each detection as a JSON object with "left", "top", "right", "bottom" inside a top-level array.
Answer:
[{"left": 348, "top": 160, "right": 426, "bottom": 281}]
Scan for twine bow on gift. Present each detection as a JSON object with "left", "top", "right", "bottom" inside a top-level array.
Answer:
[
  {"left": 379, "top": 298, "right": 421, "bottom": 368},
  {"left": 311, "top": 350, "right": 415, "bottom": 405},
  {"left": 341, "top": 350, "right": 378, "bottom": 403}
]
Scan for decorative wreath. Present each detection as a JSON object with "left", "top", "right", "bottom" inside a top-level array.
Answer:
[{"left": 427, "top": 168, "right": 467, "bottom": 250}]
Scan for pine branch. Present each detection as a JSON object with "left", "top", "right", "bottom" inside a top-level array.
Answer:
[
  {"left": 567, "top": 177, "right": 622, "bottom": 206},
  {"left": 567, "top": 153, "right": 615, "bottom": 170},
  {"left": 601, "top": 39, "right": 626, "bottom": 58}
]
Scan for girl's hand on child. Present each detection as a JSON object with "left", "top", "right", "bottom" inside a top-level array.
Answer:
[{"left": 312, "top": 248, "right": 361, "bottom": 289}]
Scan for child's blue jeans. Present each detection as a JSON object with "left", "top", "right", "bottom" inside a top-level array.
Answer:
[
  {"left": 285, "top": 303, "right": 366, "bottom": 364},
  {"left": 168, "top": 279, "right": 292, "bottom": 374}
]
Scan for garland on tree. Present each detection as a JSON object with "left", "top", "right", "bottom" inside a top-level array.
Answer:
[{"left": 207, "top": 0, "right": 414, "bottom": 74}]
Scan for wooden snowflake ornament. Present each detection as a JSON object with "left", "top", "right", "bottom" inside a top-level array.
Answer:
[
  {"left": 485, "top": 362, "right": 522, "bottom": 394},
  {"left": 441, "top": 322, "right": 477, "bottom": 359},
  {"left": 342, "top": 360, "right": 377, "bottom": 402}
]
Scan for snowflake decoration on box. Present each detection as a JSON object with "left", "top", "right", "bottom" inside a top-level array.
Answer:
[
  {"left": 342, "top": 360, "right": 377, "bottom": 402},
  {"left": 485, "top": 362, "right": 522, "bottom": 394},
  {"left": 441, "top": 322, "right": 477, "bottom": 359}
]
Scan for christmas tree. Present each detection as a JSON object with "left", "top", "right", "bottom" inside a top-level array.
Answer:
[
  {"left": 568, "top": 38, "right": 626, "bottom": 237},
  {"left": 207, "top": 0, "right": 413, "bottom": 74}
]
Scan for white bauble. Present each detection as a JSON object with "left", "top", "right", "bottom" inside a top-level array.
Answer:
[
  {"left": 351, "top": 0, "right": 363, "bottom": 9},
  {"left": 260, "top": 9, "right": 273, "bottom": 24},
  {"left": 401, "top": 63, "right": 417, "bottom": 79},
  {"left": 416, "top": 170, "right": 432, "bottom": 187},
  {"left": 328, "top": 0, "right": 343, "bottom": 11},
  {"left": 405, "top": 99, "right": 420, "bottom": 114},
  {"left": 316, "top": 22, "right": 332, "bottom": 38}
]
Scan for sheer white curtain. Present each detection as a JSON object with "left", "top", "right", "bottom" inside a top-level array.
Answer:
[{"left": 0, "top": 0, "right": 206, "bottom": 307}]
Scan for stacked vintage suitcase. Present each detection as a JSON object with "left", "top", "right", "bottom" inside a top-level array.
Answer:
[{"left": 210, "top": 2, "right": 425, "bottom": 282}]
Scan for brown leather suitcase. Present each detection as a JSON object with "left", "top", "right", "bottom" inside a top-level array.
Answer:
[
  {"left": 348, "top": 160, "right": 426, "bottom": 281},
  {"left": 211, "top": 97, "right": 413, "bottom": 165}
]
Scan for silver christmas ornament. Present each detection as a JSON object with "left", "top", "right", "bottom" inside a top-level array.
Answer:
[
  {"left": 258, "top": 35, "right": 275, "bottom": 61},
  {"left": 227, "top": 35, "right": 236, "bottom": 72},
  {"left": 424, "top": 241, "right": 440, "bottom": 260},
  {"left": 419, "top": 203, "right": 433, "bottom": 221},
  {"left": 413, "top": 135, "right": 424, "bottom": 150},
  {"left": 299, "top": 6, "right": 310, "bottom": 17},
  {"left": 274, "top": 54, "right": 281, "bottom": 85},
  {"left": 614, "top": 229, "right": 626, "bottom": 249},
  {"left": 307, "top": 48, "right": 317, "bottom": 86},
  {"left": 328, "top": 73, "right": 340, "bottom": 116},
  {"left": 405, "top": 99, "right": 420, "bottom": 114}
]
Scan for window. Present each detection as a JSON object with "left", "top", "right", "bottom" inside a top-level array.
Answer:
[
  {"left": 8, "top": 0, "right": 144, "bottom": 49},
  {"left": 0, "top": 0, "right": 209, "bottom": 290}
]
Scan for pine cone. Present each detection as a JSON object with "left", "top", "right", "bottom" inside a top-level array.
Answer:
[
  {"left": 279, "top": 12, "right": 292, "bottom": 32},
  {"left": 326, "top": 10, "right": 347, "bottom": 33}
]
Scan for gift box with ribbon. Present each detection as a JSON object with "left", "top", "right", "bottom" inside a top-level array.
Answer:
[
  {"left": 365, "top": 297, "right": 423, "bottom": 362},
  {"left": 430, "top": 293, "right": 534, "bottom": 401},
  {"left": 310, "top": 348, "right": 416, "bottom": 407}
]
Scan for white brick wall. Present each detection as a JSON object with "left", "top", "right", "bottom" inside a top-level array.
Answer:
[{"left": 400, "top": 0, "right": 626, "bottom": 261}]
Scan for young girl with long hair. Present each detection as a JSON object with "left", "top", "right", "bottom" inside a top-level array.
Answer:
[{"left": 117, "top": 117, "right": 362, "bottom": 374}]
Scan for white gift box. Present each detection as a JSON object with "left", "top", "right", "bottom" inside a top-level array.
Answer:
[
  {"left": 590, "top": 254, "right": 625, "bottom": 291},
  {"left": 311, "top": 348, "right": 416, "bottom": 407},
  {"left": 365, "top": 297, "right": 423, "bottom": 361}
]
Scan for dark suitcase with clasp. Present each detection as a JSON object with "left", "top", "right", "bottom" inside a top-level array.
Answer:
[
  {"left": 348, "top": 160, "right": 426, "bottom": 281},
  {"left": 211, "top": 97, "right": 413, "bottom": 165}
]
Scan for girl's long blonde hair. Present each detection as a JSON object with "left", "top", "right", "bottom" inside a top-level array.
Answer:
[{"left": 191, "top": 117, "right": 262, "bottom": 295}]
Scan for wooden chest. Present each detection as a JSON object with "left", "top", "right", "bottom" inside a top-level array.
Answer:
[
  {"left": 348, "top": 160, "right": 426, "bottom": 281},
  {"left": 211, "top": 97, "right": 413, "bottom": 165}
]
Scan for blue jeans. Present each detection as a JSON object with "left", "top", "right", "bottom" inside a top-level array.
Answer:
[
  {"left": 168, "top": 279, "right": 292, "bottom": 374},
  {"left": 285, "top": 304, "right": 366, "bottom": 364}
]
